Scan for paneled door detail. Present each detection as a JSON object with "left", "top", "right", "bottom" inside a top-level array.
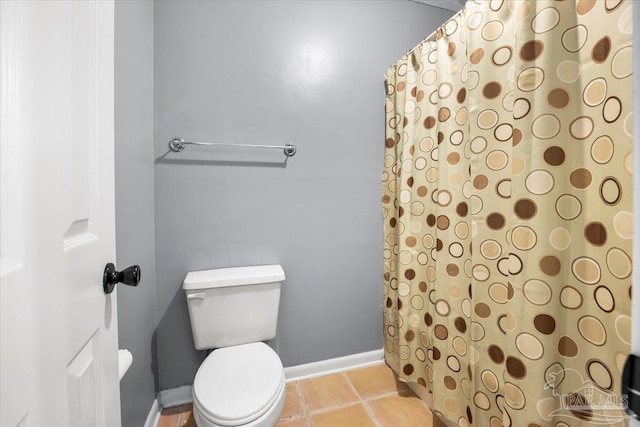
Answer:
[{"left": 0, "top": 1, "right": 120, "bottom": 426}]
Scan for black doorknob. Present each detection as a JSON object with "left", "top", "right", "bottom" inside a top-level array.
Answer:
[{"left": 103, "top": 263, "right": 141, "bottom": 294}]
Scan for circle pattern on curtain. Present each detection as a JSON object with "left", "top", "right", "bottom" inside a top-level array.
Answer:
[{"left": 382, "top": 1, "right": 633, "bottom": 426}]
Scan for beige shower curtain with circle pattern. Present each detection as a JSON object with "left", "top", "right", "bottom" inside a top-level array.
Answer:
[{"left": 382, "top": 1, "right": 633, "bottom": 426}]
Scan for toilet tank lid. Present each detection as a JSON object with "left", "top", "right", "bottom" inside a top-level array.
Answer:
[{"left": 183, "top": 265, "right": 285, "bottom": 291}]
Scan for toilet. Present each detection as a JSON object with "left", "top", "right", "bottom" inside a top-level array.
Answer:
[{"left": 183, "top": 265, "right": 286, "bottom": 427}]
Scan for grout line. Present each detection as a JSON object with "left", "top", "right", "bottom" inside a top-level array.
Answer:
[
  {"left": 293, "top": 381, "right": 313, "bottom": 426},
  {"left": 362, "top": 388, "right": 410, "bottom": 402},
  {"left": 362, "top": 400, "right": 383, "bottom": 427},
  {"left": 340, "top": 372, "right": 359, "bottom": 399},
  {"left": 180, "top": 403, "right": 190, "bottom": 427},
  {"left": 294, "top": 381, "right": 307, "bottom": 413},
  {"left": 342, "top": 372, "right": 383, "bottom": 427},
  {"left": 277, "top": 383, "right": 307, "bottom": 425},
  {"left": 305, "top": 400, "right": 362, "bottom": 416},
  {"left": 173, "top": 404, "right": 185, "bottom": 427}
]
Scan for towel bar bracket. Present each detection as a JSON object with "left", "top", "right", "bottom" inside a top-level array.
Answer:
[{"left": 169, "top": 137, "right": 186, "bottom": 152}]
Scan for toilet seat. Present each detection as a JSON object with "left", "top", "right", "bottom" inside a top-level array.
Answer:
[{"left": 193, "top": 342, "right": 285, "bottom": 426}]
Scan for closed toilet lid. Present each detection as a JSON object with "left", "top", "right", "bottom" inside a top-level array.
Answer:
[{"left": 193, "top": 342, "right": 284, "bottom": 426}]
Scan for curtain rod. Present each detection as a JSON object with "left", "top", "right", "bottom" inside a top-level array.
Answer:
[{"left": 386, "top": 3, "right": 467, "bottom": 76}]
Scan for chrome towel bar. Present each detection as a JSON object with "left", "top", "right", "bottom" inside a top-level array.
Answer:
[{"left": 169, "top": 137, "right": 297, "bottom": 157}]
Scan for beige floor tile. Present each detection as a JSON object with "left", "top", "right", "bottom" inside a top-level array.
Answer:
[
  {"left": 159, "top": 369, "right": 443, "bottom": 427},
  {"left": 368, "top": 392, "right": 434, "bottom": 427},
  {"left": 278, "top": 383, "right": 306, "bottom": 421},
  {"left": 298, "top": 373, "right": 359, "bottom": 412},
  {"left": 345, "top": 363, "right": 408, "bottom": 399},
  {"left": 311, "top": 404, "right": 377, "bottom": 427},
  {"left": 179, "top": 404, "right": 197, "bottom": 427},
  {"left": 276, "top": 416, "right": 312, "bottom": 427},
  {"left": 157, "top": 405, "right": 185, "bottom": 427}
]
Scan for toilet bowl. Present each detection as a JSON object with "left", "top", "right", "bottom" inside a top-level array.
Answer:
[
  {"left": 183, "top": 265, "right": 287, "bottom": 427},
  {"left": 192, "top": 342, "right": 285, "bottom": 427}
]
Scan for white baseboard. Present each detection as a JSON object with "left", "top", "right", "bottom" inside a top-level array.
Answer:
[
  {"left": 284, "top": 348, "right": 384, "bottom": 383},
  {"left": 143, "top": 398, "right": 161, "bottom": 427},
  {"left": 158, "top": 385, "right": 193, "bottom": 408}
]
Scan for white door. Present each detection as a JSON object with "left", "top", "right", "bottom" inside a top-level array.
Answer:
[{"left": 0, "top": 1, "right": 120, "bottom": 426}]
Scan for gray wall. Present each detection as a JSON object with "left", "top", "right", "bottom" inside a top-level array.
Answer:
[
  {"left": 153, "top": 0, "right": 454, "bottom": 390},
  {"left": 115, "top": 1, "right": 158, "bottom": 426}
]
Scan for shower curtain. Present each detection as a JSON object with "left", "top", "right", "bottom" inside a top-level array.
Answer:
[{"left": 382, "top": 1, "right": 633, "bottom": 426}]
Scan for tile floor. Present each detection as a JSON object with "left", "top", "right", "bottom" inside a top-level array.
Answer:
[{"left": 157, "top": 363, "right": 445, "bottom": 427}]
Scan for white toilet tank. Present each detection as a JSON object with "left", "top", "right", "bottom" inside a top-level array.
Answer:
[{"left": 183, "top": 265, "right": 284, "bottom": 350}]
